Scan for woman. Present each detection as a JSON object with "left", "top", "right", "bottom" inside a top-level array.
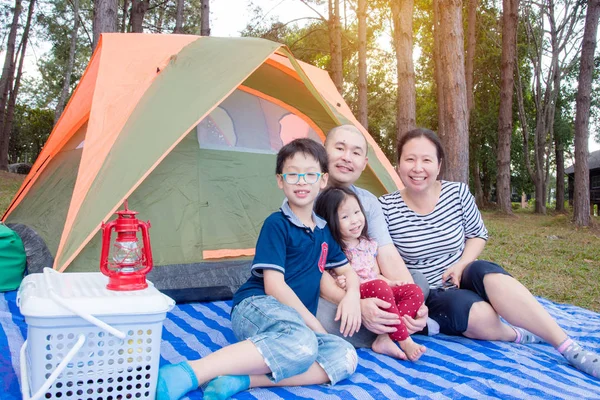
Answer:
[{"left": 379, "top": 127, "right": 598, "bottom": 379}]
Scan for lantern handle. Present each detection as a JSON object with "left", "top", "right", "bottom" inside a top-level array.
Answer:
[
  {"left": 138, "top": 220, "right": 153, "bottom": 275},
  {"left": 99, "top": 220, "right": 117, "bottom": 275},
  {"left": 42, "top": 268, "right": 127, "bottom": 339}
]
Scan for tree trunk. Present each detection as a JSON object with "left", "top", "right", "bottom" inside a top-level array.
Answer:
[
  {"left": 555, "top": 139, "right": 565, "bottom": 212},
  {"left": 482, "top": 160, "right": 491, "bottom": 203},
  {"left": 465, "top": 0, "right": 476, "bottom": 115},
  {"left": 93, "top": 0, "right": 118, "bottom": 49},
  {"left": 130, "top": 0, "right": 148, "bottom": 33},
  {"left": 328, "top": 0, "right": 343, "bottom": 93},
  {"left": 121, "top": 0, "right": 129, "bottom": 32},
  {"left": 496, "top": 0, "right": 519, "bottom": 214},
  {"left": 155, "top": 2, "right": 165, "bottom": 32},
  {"left": 174, "top": 0, "right": 184, "bottom": 33},
  {"left": 465, "top": 0, "right": 484, "bottom": 206},
  {"left": 533, "top": 119, "right": 547, "bottom": 214},
  {"left": 391, "top": 0, "right": 416, "bottom": 143},
  {"left": 469, "top": 144, "right": 484, "bottom": 207},
  {"left": 200, "top": 0, "right": 210, "bottom": 36},
  {"left": 357, "top": 0, "right": 368, "bottom": 129},
  {"left": 433, "top": 0, "right": 445, "bottom": 141},
  {"left": 573, "top": 0, "right": 600, "bottom": 226},
  {"left": 55, "top": 0, "right": 79, "bottom": 123},
  {"left": 437, "top": 0, "right": 469, "bottom": 183},
  {"left": 519, "top": 1, "right": 576, "bottom": 215},
  {"left": 2, "top": 0, "right": 35, "bottom": 145},
  {"left": 0, "top": 0, "right": 22, "bottom": 171}
]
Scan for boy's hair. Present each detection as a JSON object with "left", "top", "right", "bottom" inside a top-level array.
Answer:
[
  {"left": 276, "top": 138, "right": 329, "bottom": 174},
  {"left": 314, "top": 186, "right": 369, "bottom": 251}
]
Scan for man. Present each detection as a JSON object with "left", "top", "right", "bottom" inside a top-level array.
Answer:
[{"left": 317, "top": 124, "right": 434, "bottom": 359}]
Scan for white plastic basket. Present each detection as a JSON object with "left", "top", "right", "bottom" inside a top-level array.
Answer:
[{"left": 17, "top": 268, "right": 175, "bottom": 400}]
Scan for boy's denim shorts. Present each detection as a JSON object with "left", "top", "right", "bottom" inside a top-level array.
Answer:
[{"left": 231, "top": 295, "right": 357, "bottom": 384}]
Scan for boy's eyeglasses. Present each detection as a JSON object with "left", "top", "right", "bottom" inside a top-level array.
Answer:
[{"left": 279, "top": 172, "right": 322, "bottom": 185}]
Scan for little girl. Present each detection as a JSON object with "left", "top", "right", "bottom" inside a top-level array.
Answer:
[{"left": 315, "top": 187, "right": 426, "bottom": 361}]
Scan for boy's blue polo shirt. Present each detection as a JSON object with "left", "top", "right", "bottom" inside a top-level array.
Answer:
[{"left": 232, "top": 200, "right": 348, "bottom": 315}]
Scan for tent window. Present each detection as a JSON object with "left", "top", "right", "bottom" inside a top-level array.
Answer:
[{"left": 196, "top": 89, "right": 320, "bottom": 153}]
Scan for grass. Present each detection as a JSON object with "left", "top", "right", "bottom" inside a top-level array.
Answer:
[
  {"left": 1, "top": 171, "right": 599, "bottom": 311},
  {"left": 0, "top": 171, "right": 25, "bottom": 214},
  {"left": 482, "top": 209, "right": 600, "bottom": 312}
]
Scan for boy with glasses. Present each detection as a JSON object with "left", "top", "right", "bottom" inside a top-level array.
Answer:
[{"left": 156, "top": 138, "right": 362, "bottom": 400}]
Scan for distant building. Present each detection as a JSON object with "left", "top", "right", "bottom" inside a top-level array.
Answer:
[{"left": 565, "top": 149, "right": 600, "bottom": 211}]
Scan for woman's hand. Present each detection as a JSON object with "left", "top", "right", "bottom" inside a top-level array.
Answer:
[{"left": 442, "top": 262, "right": 468, "bottom": 288}]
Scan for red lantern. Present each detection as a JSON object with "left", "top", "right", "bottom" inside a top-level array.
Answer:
[{"left": 100, "top": 200, "right": 153, "bottom": 291}]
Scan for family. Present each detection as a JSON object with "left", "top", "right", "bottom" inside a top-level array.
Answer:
[{"left": 156, "top": 125, "right": 599, "bottom": 400}]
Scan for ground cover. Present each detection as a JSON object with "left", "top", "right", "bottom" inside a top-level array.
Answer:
[
  {"left": 482, "top": 210, "right": 600, "bottom": 312},
  {"left": 1, "top": 171, "right": 598, "bottom": 311},
  {"left": 0, "top": 171, "right": 25, "bottom": 213}
]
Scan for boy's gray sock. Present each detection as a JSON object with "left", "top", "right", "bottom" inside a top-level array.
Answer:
[{"left": 558, "top": 339, "right": 599, "bottom": 379}]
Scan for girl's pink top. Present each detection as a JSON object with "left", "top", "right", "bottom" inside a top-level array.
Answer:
[{"left": 344, "top": 238, "right": 378, "bottom": 283}]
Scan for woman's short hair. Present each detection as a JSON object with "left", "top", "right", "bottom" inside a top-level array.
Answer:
[{"left": 396, "top": 128, "right": 445, "bottom": 164}]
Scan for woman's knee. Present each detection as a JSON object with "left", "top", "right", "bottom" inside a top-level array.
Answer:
[{"left": 464, "top": 301, "right": 502, "bottom": 338}]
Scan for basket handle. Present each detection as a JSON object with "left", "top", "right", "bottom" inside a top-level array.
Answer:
[
  {"left": 43, "top": 268, "right": 126, "bottom": 339},
  {"left": 20, "top": 334, "right": 86, "bottom": 400}
]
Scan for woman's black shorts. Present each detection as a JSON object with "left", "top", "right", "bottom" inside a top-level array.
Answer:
[{"left": 426, "top": 260, "right": 511, "bottom": 336}]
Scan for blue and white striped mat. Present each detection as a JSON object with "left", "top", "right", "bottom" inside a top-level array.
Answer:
[{"left": 2, "top": 290, "right": 599, "bottom": 399}]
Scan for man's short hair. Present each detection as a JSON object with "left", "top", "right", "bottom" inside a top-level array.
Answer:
[
  {"left": 325, "top": 124, "right": 369, "bottom": 156},
  {"left": 276, "top": 138, "right": 329, "bottom": 174}
]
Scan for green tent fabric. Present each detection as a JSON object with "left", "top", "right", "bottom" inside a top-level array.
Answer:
[
  {"left": 0, "top": 224, "right": 26, "bottom": 291},
  {"left": 2, "top": 34, "right": 403, "bottom": 302}
]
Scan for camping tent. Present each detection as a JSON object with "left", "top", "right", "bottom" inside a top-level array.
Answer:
[{"left": 2, "top": 33, "right": 402, "bottom": 301}]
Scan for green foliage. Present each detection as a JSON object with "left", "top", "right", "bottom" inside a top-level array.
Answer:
[
  {"left": 8, "top": 104, "right": 54, "bottom": 164},
  {"left": 18, "top": 0, "right": 93, "bottom": 109},
  {"left": 413, "top": 0, "right": 437, "bottom": 131}
]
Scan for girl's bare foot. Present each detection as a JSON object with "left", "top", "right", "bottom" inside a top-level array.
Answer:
[
  {"left": 398, "top": 336, "right": 426, "bottom": 361},
  {"left": 371, "top": 334, "right": 407, "bottom": 360}
]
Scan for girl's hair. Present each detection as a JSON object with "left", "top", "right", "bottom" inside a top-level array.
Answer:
[
  {"left": 396, "top": 128, "right": 445, "bottom": 165},
  {"left": 314, "top": 186, "right": 369, "bottom": 251}
]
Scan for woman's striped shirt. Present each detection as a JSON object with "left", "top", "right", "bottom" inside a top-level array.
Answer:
[{"left": 379, "top": 181, "right": 488, "bottom": 288}]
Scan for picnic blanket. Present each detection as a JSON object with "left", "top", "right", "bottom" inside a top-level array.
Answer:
[{"left": 1, "top": 290, "right": 599, "bottom": 399}]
